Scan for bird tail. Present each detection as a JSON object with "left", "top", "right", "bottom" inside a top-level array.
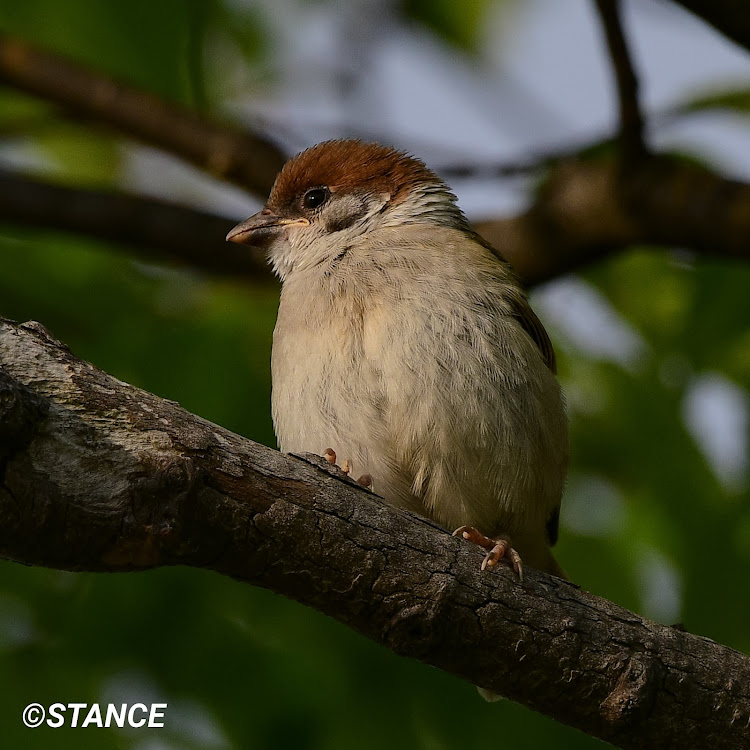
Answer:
[{"left": 477, "top": 687, "right": 503, "bottom": 703}]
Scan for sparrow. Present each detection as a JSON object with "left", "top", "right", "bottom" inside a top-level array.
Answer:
[{"left": 227, "top": 139, "right": 568, "bottom": 581}]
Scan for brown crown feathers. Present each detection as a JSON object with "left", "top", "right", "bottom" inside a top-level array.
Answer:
[{"left": 267, "top": 140, "right": 448, "bottom": 213}]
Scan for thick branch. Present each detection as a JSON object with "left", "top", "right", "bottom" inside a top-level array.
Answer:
[
  {"left": 0, "top": 317, "right": 749, "bottom": 749},
  {"left": 0, "top": 169, "right": 273, "bottom": 280},
  {"left": 672, "top": 0, "right": 750, "bottom": 55},
  {"left": 593, "top": 0, "right": 646, "bottom": 159},
  {"left": 0, "top": 34, "right": 286, "bottom": 194}
]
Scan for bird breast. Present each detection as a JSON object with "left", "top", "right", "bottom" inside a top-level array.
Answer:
[{"left": 270, "top": 224, "right": 568, "bottom": 538}]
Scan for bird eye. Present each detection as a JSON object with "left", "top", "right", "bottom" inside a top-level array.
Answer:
[{"left": 302, "top": 187, "right": 329, "bottom": 210}]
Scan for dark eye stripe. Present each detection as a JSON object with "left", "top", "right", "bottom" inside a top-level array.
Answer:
[{"left": 326, "top": 203, "right": 369, "bottom": 233}]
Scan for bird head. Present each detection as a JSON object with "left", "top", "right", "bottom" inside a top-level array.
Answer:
[{"left": 226, "top": 139, "right": 467, "bottom": 279}]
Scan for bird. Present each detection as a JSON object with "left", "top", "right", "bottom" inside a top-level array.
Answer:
[{"left": 226, "top": 139, "right": 568, "bottom": 582}]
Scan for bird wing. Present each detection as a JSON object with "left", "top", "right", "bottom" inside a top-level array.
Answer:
[
  {"left": 508, "top": 292, "right": 557, "bottom": 374},
  {"left": 468, "top": 229, "right": 557, "bottom": 374}
]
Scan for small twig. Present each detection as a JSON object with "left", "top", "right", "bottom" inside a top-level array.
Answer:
[
  {"left": 436, "top": 132, "right": 620, "bottom": 180},
  {"left": 437, "top": 151, "right": 569, "bottom": 180},
  {"left": 594, "top": 0, "right": 647, "bottom": 160}
]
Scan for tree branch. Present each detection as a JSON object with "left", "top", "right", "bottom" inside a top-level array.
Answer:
[
  {"left": 4, "top": 155, "right": 750, "bottom": 288},
  {"left": 477, "top": 155, "right": 750, "bottom": 283},
  {"left": 3, "top": 32, "right": 750, "bottom": 291},
  {"left": 593, "top": 0, "right": 646, "bottom": 160},
  {"left": 672, "top": 0, "right": 750, "bottom": 55},
  {"left": 451, "top": 154, "right": 750, "bottom": 284},
  {"left": 0, "top": 317, "right": 749, "bottom": 749},
  {"left": 0, "top": 34, "right": 286, "bottom": 195},
  {"left": 0, "top": 168, "right": 273, "bottom": 280}
]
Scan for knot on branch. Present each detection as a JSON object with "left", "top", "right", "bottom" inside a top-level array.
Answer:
[
  {"left": 384, "top": 573, "right": 458, "bottom": 658},
  {"left": 0, "top": 369, "right": 48, "bottom": 457},
  {"left": 600, "top": 650, "right": 661, "bottom": 727},
  {"left": 101, "top": 453, "right": 202, "bottom": 568},
  {"left": 132, "top": 452, "right": 200, "bottom": 526}
]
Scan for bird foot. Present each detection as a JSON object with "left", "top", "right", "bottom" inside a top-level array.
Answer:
[
  {"left": 452, "top": 526, "right": 523, "bottom": 580},
  {"left": 323, "top": 448, "right": 373, "bottom": 490}
]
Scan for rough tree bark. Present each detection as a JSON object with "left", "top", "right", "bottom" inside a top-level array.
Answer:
[{"left": 1, "top": 317, "right": 749, "bottom": 750}]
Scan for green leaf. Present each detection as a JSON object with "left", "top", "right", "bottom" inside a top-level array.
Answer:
[{"left": 671, "top": 85, "right": 750, "bottom": 117}]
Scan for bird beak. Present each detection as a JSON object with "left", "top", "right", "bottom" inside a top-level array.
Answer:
[{"left": 226, "top": 210, "right": 309, "bottom": 247}]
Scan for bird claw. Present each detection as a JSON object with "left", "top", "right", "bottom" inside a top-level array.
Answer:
[
  {"left": 481, "top": 539, "right": 523, "bottom": 580},
  {"left": 452, "top": 525, "right": 523, "bottom": 581},
  {"left": 323, "top": 448, "right": 351, "bottom": 474},
  {"left": 323, "top": 449, "right": 374, "bottom": 490},
  {"left": 356, "top": 473, "right": 373, "bottom": 490}
]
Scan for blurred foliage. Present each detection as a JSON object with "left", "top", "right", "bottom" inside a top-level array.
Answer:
[
  {"left": 404, "top": 0, "right": 496, "bottom": 51},
  {"left": 672, "top": 85, "right": 750, "bottom": 117},
  {"left": 1, "top": 1, "right": 750, "bottom": 749},
  {"left": 0, "top": 0, "right": 211, "bottom": 104}
]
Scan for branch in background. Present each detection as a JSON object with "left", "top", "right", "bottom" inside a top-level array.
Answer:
[
  {"left": 436, "top": 137, "right": 614, "bottom": 180},
  {"left": 1, "top": 316, "right": 750, "bottom": 750},
  {"left": 0, "top": 31, "right": 576, "bottom": 190},
  {"left": 673, "top": 0, "right": 750, "bottom": 55},
  {"left": 1, "top": 25, "right": 750, "bottom": 292},
  {"left": 480, "top": 156, "right": 750, "bottom": 284},
  {"left": 593, "top": 0, "right": 646, "bottom": 159},
  {"left": 0, "top": 169, "right": 273, "bottom": 281},
  {"left": 5, "top": 155, "right": 750, "bottom": 288},
  {"left": 0, "top": 34, "right": 286, "bottom": 195}
]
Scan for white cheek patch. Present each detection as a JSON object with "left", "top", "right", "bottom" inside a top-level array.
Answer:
[{"left": 268, "top": 192, "right": 397, "bottom": 279}]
